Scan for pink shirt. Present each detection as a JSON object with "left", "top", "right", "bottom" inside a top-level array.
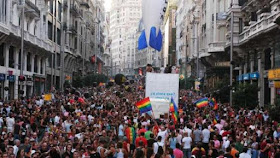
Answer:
[{"left": 173, "top": 148, "right": 183, "bottom": 158}]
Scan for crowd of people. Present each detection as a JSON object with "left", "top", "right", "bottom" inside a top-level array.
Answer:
[{"left": 0, "top": 77, "right": 278, "bottom": 158}]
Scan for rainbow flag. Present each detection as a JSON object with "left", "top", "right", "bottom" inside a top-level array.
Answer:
[
  {"left": 136, "top": 97, "right": 153, "bottom": 114},
  {"left": 195, "top": 98, "right": 209, "bottom": 108},
  {"left": 125, "top": 127, "right": 136, "bottom": 144},
  {"left": 213, "top": 118, "right": 217, "bottom": 125},
  {"left": 169, "top": 97, "right": 179, "bottom": 124},
  {"left": 209, "top": 98, "right": 218, "bottom": 110}
]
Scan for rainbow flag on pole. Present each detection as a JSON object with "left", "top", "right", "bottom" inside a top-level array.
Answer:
[
  {"left": 169, "top": 97, "right": 179, "bottom": 124},
  {"left": 195, "top": 98, "right": 209, "bottom": 108},
  {"left": 136, "top": 97, "right": 153, "bottom": 114}
]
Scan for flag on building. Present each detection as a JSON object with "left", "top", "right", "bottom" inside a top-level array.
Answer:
[
  {"left": 169, "top": 97, "right": 179, "bottom": 124},
  {"left": 136, "top": 97, "right": 153, "bottom": 114},
  {"left": 195, "top": 98, "right": 209, "bottom": 108}
]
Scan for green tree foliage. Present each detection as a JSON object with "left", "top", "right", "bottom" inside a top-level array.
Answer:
[
  {"left": 179, "top": 77, "right": 195, "bottom": 90},
  {"left": 72, "top": 74, "right": 108, "bottom": 88},
  {"left": 211, "top": 75, "right": 230, "bottom": 103},
  {"left": 233, "top": 83, "right": 259, "bottom": 109}
]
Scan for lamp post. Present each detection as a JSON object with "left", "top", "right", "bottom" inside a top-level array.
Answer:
[
  {"left": 230, "top": 5, "right": 234, "bottom": 107},
  {"left": 20, "top": 0, "right": 25, "bottom": 97}
]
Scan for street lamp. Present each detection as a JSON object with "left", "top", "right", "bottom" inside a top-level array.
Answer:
[{"left": 93, "top": 18, "right": 100, "bottom": 74}]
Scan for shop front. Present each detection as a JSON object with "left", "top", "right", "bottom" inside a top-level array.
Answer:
[
  {"left": 268, "top": 68, "right": 280, "bottom": 104},
  {"left": 7, "top": 75, "right": 15, "bottom": 100}
]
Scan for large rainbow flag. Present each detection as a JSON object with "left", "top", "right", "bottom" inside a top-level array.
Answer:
[
  {"left": 195, "top": 98, "right": 209, "bottom": 108},
  {"left": 136, "top": 97, "right": 153, "bottom": 114},
  {"left": 125, "top": 127, "right": 136, "bottom": 144},
  {"left": 169, "top": 97, "right": 179, "bottom": 124}
]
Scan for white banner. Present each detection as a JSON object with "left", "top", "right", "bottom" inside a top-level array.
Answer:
[
  {"left": 150, "top": 98, "right": 170, "bottom": 119},
  {"left": 145, "top": 73, "right": 179, "bottom": 117}
]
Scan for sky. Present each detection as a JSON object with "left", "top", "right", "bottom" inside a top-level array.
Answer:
[{"left": 104, "top": 0, "right": 112, "bottom": 12}]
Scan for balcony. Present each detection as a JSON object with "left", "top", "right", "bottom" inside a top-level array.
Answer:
[
  {"left": 80, "top": 1, "right": 90, "bottom": 9},
  {"left": 69, "top": 25, "right": 77, "bottom": 35},
  {"left": 70, "top": 4, "right": 79, "bottom": 16},
  {"left": 25, "top": 0, "right": 40, "bottom": 18},
  {"left": 239, "top": 11, "right": 279, "bottom": 44},
  {"left": 208, "top": 42, "right": 226, "bottom": 53}
]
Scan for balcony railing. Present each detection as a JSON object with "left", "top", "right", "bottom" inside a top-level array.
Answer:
[{"left": 239, "top": 11, "right": 279, "bottom": 44}]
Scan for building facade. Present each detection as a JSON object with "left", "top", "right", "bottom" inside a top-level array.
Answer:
[
  {"left": 226, "top": 0, "right": 280, "bottom": 106},
  {"left": 0, "top": 0, "right": 105, "bottom": 100},
  {"left": 0, "top": 0, "right": 52, "bottom": 100},
  {"left": 109, "top": 0, "right": 142, "bottom": 75}
]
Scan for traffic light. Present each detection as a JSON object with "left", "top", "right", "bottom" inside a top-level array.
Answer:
[{"left": 19, "top": 75, "right": 25, "bottom": 82}]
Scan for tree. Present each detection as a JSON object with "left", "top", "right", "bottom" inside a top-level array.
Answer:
[
  {"left": 233, "top": 83, "right": 259, "bottom": 109},
  {"left": 72, "top": 76, "right": 84, "bottom": 88}
]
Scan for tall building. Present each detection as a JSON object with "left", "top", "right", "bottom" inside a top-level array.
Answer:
[
  {"left": 0, "top": 0, "right": 52, "bottom": 99},
  {"left": 46, "top": 0, "right": 105, "bottom": 90},
  {"left": 0, "top": 0, "right": 105, "bottom": 100},
  {"left": 226, "top": 0, "right": 280, "bottom": 106},
  {"left": 109, "top": 0, "right": 142, "bottom": 75}
]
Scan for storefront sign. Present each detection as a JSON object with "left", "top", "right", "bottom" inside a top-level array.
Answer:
[
  {"left": 250, "top": 72, "right": 259, "bottom": 80},
  {"left": 243, "top": 74, "right": 250, "bottom": 80},
  {"left": 275, "top": 81, "right": 280, "bottom": 88},
  {"left": 0, "top": 74, "right": 5, "bottom": 81},
  {"left": 34, "top": 78, "right": 40, "bottom": 82},
  {"left": 268, "top": 68, "right": 280, "bottom": 80},
  {"left": 41, "top": 78, "right": 45, "bottom": 82},
  {"left": 237, "top": 75, "right": 243, "bottom": 81},
  {"left": 214, "top": 61, "right": 230, "bottom": 67},
  {"left": 7, "top": 75, "right": 15, "bottom": 82},
  {"left": 269, "top": 81, "right": 275, "bottom": 88}
]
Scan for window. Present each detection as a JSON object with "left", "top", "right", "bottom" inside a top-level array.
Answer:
[
  {"left": 0, "top": 0, "right": 7, "bottom": 22},
  {"left": 34, "top": 25, "right": 37, "bottom": 35},
  {"left": 0, "top": 43, "right": 4, "bottom": 66},
  {"left": 48, "top": 0, "right": 53, "bottom": 14},
  {"left": 57, "top": 54, "right": 60, "bottom": 68},
  {"left": 57, "top": 28, "right": 61, "bottom": 45},
  {"left": 48, "top": 55, "right": 52, "bottom": 67},
  {"left": 239, "top": 18, "right": 243, "bottom": 33},
  {"left": 18, "top": 49, "right": 21, "bottom": 69},
  {"left": 27, "top": 53, "right": 31, "bottom": 71},
  {"left": 34, "top": 55, "right": 38, "bottom": 73},
  {"left": 9, "top": 46, "right": 14, "bottom": 68},
  {"left": 58, "top": 2, "right": 62, "bottom": 21},
  {"left": 74, "top": 37, "right": 77, "bottom": 49},
  {"left": 53, "top": 25, "right": 56, "bottom": 42},
  {"left": 48, "top": 21, "right": 53, "bottom": 40},
  {"left": 40, "top": 59, "right": 43, "bottom": 74}
]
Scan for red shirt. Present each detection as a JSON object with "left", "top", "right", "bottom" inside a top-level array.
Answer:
[
  {"left": 138, "top": 128, "right": 147, "bottom": 136},
  {"left": 135, "top": 136, "right": 147, "bottom": 148}
]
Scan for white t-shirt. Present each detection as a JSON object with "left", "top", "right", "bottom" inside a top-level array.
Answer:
[
  {"left": 182, "top": 136, "right": 192, "bottom": 149},
  {"left": 176, "top": 134, "right": 183, "bottom": 145},
  {"left": 239, "top": 153, "right": 251, "bottom": 158},
  {"left": 153, "top": 142, "right": 164, "bottom": 154},
  {"left": 202, "top": 129, "right": 210, "bottom": 143},
  {"left": 157, "top": 129, "right": 168, "bottom": 143},
  {"left": 6, "top": 117, "right": 15, "bottom": 128},
  {"left": 184, "top": 128, "right": 192, "bottom": 137}
]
